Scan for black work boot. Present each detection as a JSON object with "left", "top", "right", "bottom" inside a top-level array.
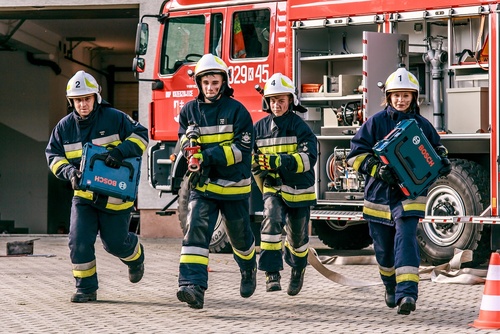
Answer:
[
  {"left": 265, "top": 272, "right": 282, "bottom": 292},
  {"left": 129, "top": 263, "right": 144, "bottom": 283},
  {"left": 177, "top": 285, "right": 205, "bottom": 309},
  {"left": 287, "top": 268, "right": 305, "bottom": 296},
  {"left": 71, "top": 291, "right": 97, "bottom": 303},
  {"left": 397, "top": 296, "right": 416, "bottom": 315},
  {"left": 240, "top": 266, "right": 257, "bottom": 298},
  {"left": 385, "top": 286, "right": 396, "bottom": 308}
]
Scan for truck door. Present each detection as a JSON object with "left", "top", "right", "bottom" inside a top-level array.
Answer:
[
  {"left": 148, "top": 8, "right": 227, "bottom": 192},
  {"left": 223, "top": 3, "right": 279, "bottom": 119},
  {"left": 363, "top": 32, "right": 409, "bottom": 118},
  {"left": 152, "top": 9, "right": 217, "bottom": 142}
]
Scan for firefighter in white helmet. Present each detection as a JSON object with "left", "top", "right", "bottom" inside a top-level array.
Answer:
[
  {"left": 45, "top": 70, "right": 149, "bottom": 303},
  {"left": 253, "top": 73, "right": 317, "bottom": 295},
  {"left": 347, "top": 66, "right": 451, "bottom": 315},
  {"left": 176, "top": 54, "right": 257, "bottom": 309}
]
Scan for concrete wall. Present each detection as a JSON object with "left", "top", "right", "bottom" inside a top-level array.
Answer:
[
  {"left": 0, "top": 0, "right": 183, "bottom": 236},
  {"left": 0, "top": 41, "right": 109, "bottom": 232}
]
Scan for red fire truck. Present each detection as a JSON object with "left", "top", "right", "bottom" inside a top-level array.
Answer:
[{"left": 133, "top": 0, "right": 499, "bottom": 266}]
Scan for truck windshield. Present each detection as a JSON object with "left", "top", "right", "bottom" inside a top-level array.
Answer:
[{"left": 160, "top": 15, "right": 205, "bottom": 75}]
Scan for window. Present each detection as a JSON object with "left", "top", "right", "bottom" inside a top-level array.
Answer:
[
  {"left": 160, "top": 16, "right": 206, "bottom": 75},
  {"left": 231, "top": 9, "right": 270, "bottom": 59},
  {"left": 210, "top": 13, "right": 223, "bottom": 57}
]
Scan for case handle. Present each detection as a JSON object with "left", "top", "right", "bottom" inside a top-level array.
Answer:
[{"left": 89, "top": 153, "right": 135, "bottom": 181}]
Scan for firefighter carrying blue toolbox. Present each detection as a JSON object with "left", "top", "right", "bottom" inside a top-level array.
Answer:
[
  {"left": 347, "top": 66, "right": 451, "bottom": 315},
  {"left": 253, "top": 73, "right": 317, "bottom": 295},
  {"left": 45, "top": 70, "right": 149, "bottom": 303},
  {"left": 176, "top": 54, "right": 257, "bottom": 309}
]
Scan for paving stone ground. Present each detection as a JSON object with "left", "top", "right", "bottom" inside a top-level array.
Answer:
[{"left": 0, "top": 235, "right": 494, "bottom": 334}]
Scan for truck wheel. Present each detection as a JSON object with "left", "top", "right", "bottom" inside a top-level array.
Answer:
[
  {"left": 178, "top": 177, "right": 232, "bottom": 253},
  {"left": 312, "top": 220, "right": 372, "bottom": 250},
  {"left": 417, "top": 159, "right": 490, "bottom": 267}
]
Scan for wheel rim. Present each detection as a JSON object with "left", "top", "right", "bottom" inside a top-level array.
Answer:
[
  {"left": 423, "top": 185, "right": 466, "bottom": 246},
  {"left": 325, "top": 220, "right": 348, "bottom": 231}
]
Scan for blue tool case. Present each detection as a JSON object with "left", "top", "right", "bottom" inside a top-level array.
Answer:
[
  {"left": 373, "top": 119, "right": 443, "bottom": 199},
  {"left": 79, "top": 143, "right": 141, "bottom": 202}
]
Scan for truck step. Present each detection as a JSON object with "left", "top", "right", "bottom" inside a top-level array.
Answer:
[
  {"left": 310, "top": 210, "right": 363, "bottom": 221},
  {"left": 419, "top": 216, "right": 473, "bottom": 223},
  {"left": 419, "top": 216, "right": 500, "bottom": 225}
]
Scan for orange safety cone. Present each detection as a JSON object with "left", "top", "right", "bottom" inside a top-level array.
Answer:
[{"left": 471, "top": 252, "right": 500, "bottom": 329}]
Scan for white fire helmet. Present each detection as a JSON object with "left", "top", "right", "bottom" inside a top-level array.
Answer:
[
  {"left": 66, "top": 70, "right": 102, "bottom": 106},
  {"left": 384, "top": 67, "right": 420, "bottom": 98},
  {"left": 264, "top": 73, "right": 299, "bottom": 106},
  {"left": 194, "top": 54, "right": 231, "bottom": 88}
]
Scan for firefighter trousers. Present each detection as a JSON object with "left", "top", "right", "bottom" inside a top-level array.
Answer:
[
  {"left": 69, "top": 198, "right": 144, "bottom": 293},
  {"left": 179, "top": 192, "right": 256, "bottom": 289},
  {"left": 368, "top": 216, "right": 420, "bottom": 303},
  {"left": 258, "top": 196, "right": 310, "bottom": 273}
]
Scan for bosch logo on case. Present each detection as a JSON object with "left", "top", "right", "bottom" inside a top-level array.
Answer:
[
  {"left": 418, "top": 144, "right": 435, "bottom": 167},
  {"left": 119, "top": 182, "right": 127, "bottom": 190},
  {"left": 94, "top": 175, "right": 117, "bottom": 187},
  {"left": 412, "top": 135, "right": 421, "bottom": 145}
]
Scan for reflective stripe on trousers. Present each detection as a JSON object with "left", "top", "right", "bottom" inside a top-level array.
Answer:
[
  {"left": 69, "top": 198, "right": 141, "bottom": 293},
  {"left": 368, "top": 217, "right": 420, "bottom": 303},
  {"left": 179, "top": 192, "right": 256, "bottom": 289},
  {"left": 258, "top": 196, "right": 310, "bottom": 272}
]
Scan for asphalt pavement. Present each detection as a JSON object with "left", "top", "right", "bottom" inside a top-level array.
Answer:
[{"left": 0, "top": 235, "right": 494, "bottom": 334}]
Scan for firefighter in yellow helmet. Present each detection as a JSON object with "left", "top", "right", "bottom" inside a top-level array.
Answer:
[
  {"left": 253, "top": 73, "right": 317, "bottom": 295},
  {"left": 45, "top": 70, "right": 149, "bottom": 302},
  {"left": 347, "top": 66, "right": 451, "bottom": 315},
  {"left": 176, "top": 54, "right": 257, "bottom": 309}
]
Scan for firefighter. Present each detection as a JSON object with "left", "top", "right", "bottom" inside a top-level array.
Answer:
[
  {"left": 253, "top": 73, "right": 317, "bottom": 295},
  {"left": 346, "top": 66, "right": 451, "bottom": 315},
  {"left": 176, "top": 54, "right": 257, "bottom": 309},
  {"left": 45, "top": 70, "right": 148, "bottom": 303}
]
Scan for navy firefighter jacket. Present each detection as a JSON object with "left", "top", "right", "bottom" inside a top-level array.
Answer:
[
  {"left": 45, "top": 100, "right": 149, "bottom": 212},
  {"left": 346, "top": 106, "right": 442, "bottom": 225},
  {"left": 178, "top": 94, "right": 254, "bottom": 201},
  {"left": 253, "top": 111, "right": 317, "bottom": 208}
]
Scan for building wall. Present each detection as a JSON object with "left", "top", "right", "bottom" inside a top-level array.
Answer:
[{"left": 0, "top": 0, "right": 183, "bottom": 236}]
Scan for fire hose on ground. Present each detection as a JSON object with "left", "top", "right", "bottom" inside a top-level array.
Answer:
[{"left": 307, "top": 247, "right": 487, "bottom": 287}]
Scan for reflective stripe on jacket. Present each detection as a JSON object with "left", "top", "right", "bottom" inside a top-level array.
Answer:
[
  {"left": 178, "top": 95, "right": 254, "bottom": 200},
  {"left": 346, "top": 106, "right": 442, "bottom": 224},
  {"left": 45, "top": 100, "right": 148, "bottom": 211},
  {"left": 254, "top": 111, "right": 317, "bottom": 207}
]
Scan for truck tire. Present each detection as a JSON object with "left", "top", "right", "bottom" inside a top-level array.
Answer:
[
  {"left": 178, "top": 177, "right": 232, "bottom": 253},
  {"left": 312, "top": 220, "right": 372, "bottom": 250},
  {"left": 417, "top": 159, "right": 490, "bottom": 267}
]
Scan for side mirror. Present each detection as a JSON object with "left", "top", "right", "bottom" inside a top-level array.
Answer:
[
  {"left": 133, "top": 57, "right": 146, "bottom": 73},
  {"left": 134, "top": 23, "right": 149, "bottom": 56}
]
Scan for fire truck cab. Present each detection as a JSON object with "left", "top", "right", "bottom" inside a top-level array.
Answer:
[{"left": 134, "top": 0, "right": 499, "bottom": 265}]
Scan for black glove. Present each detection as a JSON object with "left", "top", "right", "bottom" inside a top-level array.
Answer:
[
  {"left": 439, "top": 157, "right": 452, "bottom": 176},
  {"left": 263, "top": 173, "right": 282, "bottom": 187},
  {"left": 105, "top": 148, "right": 123, "bottom": 169},
  {"left": 366, "top": 155, "right": 399, "bottom": 186},
  {"left": 187, "top": 167, "right": 210, "bottom": 189},
  {"left": 70, "top": 169, "right": 82, "bottom": 190},
  {"left": 251, "top": 158, "right": 265, "bottom": 176},
  {"left": 188, "top": 171, "right": 201, "bottom": 190},
  {"left": 435, "top": 145, "right": 452, "bottom": 177},
  {"left": 375, "top": 164, "right": 399, "bottom": 186}
]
